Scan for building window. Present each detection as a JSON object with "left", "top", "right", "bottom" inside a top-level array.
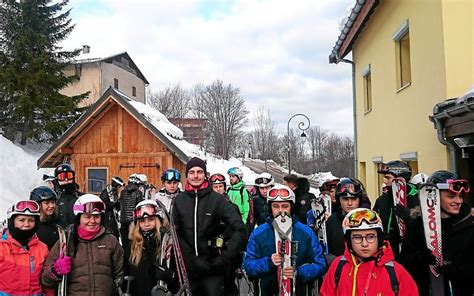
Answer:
[
  {"left": 74, "top": 64, "right": 82, "bottom": 77},
  {"left": 114, "top": 78, "right": 119, "bottom": 89},
  {"left": 132, "top": 86, "right": 136, "bottom": 97},
  {"left": 393, "top": 20, "right": 411, "bottom": 90},
  {"left": 87, "top": 167, "right": 108, "bottom": 194},
  {"left": 362, "top": 65, "right": 372, "bottom": 113}
]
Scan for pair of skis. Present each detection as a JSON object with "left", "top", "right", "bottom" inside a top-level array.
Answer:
[
  {"left": 57, "top": 226, "right": 72, "bottom": 296},
  {"left": 310, "top": 193, "right": 331, "bottom": 253}
]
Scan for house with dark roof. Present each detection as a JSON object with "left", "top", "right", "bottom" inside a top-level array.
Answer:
[
  {"left": 38, "top": 87, "right": 189, "bottom": 194},
  {"left": 329, "top": 0, "right": 473, "bottom": 200},
  {"left": 61, "top": 52, "right": 149, "bottom": 107}
]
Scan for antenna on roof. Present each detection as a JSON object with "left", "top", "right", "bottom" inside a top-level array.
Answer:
[{"left": 82, "top": 45, "right": 90, "bottom": 54}]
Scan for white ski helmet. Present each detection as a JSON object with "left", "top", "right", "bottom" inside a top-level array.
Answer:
[
  {"left": 266, "top": 184, "right": 295, "bottom": 203},
  {"left": 411, "top": 173, "right": 429, "bottom": 185},
  {"left": 7, "top": 200, "right": 40, "bottom": 219},
  {"left": 342, "top": 208, "right": 383, "bottom": 234},
  {"left": 73, "top": 194, "right": 105, "bottom": 215},
  {"left": 255, "top": 172, "right": 274, "bottom": 188},
  {"left": 227, "top": 167, "right": 244, "bottom": 180},
  {"left": 128, "top": 173, "right": 140, "bottom": 184},
  {"left": 137, "top": 174, "right": 148, "bottom": 185},
  {"left": 133, "top": 200, "right": 163, "bottom": 222}
]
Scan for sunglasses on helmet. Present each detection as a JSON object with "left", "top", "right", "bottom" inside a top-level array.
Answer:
[
  {"left": 436, "top": 179, "right": 470, "bottom": 194},
  {"left": 209, "top": 174, "right": 226, "bottom": 183},
  {"left": 267, "top": 188, "right": 292, "bottom": 200},
  {"left": 57, "top": 171, "right": 74, "bottom": 181},
  {"left": 255, "top": 177, "right": 272, "bottom": 185},
  {"left": 344, "top": 209, "right": 380, "bottom": 228},
  {"left": 133, "top": 204, "right": 161, "bottom": 220},
  {"left": 73, "top": 201, "right": 105, "bottom": 214},
  {"left": 12, "top": 200, "right": 40, "bottom": 214}
]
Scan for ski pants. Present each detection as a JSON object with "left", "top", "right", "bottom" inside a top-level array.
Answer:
[{"left": 191, "top": 274, "right": 225, "bottom": 296}]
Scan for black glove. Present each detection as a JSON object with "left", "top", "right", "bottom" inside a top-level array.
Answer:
[
  {"left": 435, "top": 260, "right": 456, "bottom": 277},
  {"left": 209, "top": 256, "right": 231, "bottom": 274},
  {"left": 419, "top": 248, "right": 436, "bottom": 266},
  {"left": 190, "top": 257, "right": 211, "bottom": 275},
  {"left": 393, "top": 203, "right": 411, "bottom": 221},
  {"left": 155, "top": 264, "right": 174, "bottom": 282}
]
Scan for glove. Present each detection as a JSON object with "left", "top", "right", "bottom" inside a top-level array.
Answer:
[
  {"left": 190, "top": 257, "right": 211, "bottom": 275},
  {"left": 209, "top": 256, "right": 231, "bottom": 274},
  {"left": 393, "top": 204, "right": 411, "bottom": 221},
  {"left": 155, "top": 264, "right": 175, "bottom": 282},
  {"left": 419, "top": 248, "right": 436, "bottom": 266},
  {"left": 53, "top": 255, "right": 72, "bottom": 276}
]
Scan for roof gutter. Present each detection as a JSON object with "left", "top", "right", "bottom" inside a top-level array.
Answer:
[{"left": 431, "top": 117, "right": 458, "bottom": 174}]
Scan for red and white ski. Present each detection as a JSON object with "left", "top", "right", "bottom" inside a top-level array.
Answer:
[
  {"left": 391, "top": 177, "right": 407, "bottom": 239},
  {"left": 419, "top": 185, "right": 445, "bottom": 296},
  {"left": 273, "top": 213, "right": 293, "bottom": 296}
]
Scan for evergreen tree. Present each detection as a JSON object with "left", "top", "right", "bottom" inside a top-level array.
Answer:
[{"left": 0, "top": 0, "right": 87, "bottom": 144}]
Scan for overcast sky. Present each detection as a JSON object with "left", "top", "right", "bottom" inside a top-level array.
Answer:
[{"left": 63, "top": 0, "right": 355, "bottom": 136}]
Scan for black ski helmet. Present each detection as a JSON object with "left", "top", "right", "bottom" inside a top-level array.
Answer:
[
  {"left": 30, "top": 186, "right": 57, "bottom": 203},
  {"left": 426, "top": 170, "right": 459, "bottom": 185},
  {"left": 377, "top": 160, "right": 412, "bottom": 181},
  {"left": 54, "top": 163, "right": 75, "bottom": 178}
]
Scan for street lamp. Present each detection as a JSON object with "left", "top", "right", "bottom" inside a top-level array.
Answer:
[{"left": 287, "top": 114, "right": 310, "bottom": 174}]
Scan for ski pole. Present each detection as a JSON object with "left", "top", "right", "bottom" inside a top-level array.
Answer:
[
  {"left": 279, "top": 239, "right": 286, "bottom": 295},
  {"left": 291, "top": 241, "right": 298, "bottom": 296},
  {"left": 122, "top": 276, "right": 134, "bottom": 296}
]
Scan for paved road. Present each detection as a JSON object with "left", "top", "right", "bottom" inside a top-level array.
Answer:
[{"left": 242, "top": 159, "right": 320, "bottom": 188}]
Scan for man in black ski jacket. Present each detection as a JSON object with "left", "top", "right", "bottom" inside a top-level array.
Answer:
[
  {"left": 99, "top": 176, "right": 124, "bottom": 239},
  {"left": 283, "top": 174, "right": 313, "bottom": 224},
  {"left": 54, "top": 163, "right": 82, "bottom": 228},
  {"left": 118, "top": 175, "right": 145, "bottom": 249},
  {"left": 173, "top": 157, "right": 246, "bottom": 296},
  {"left": 400, "top": 170, "right": 474, "bottom": 296}
]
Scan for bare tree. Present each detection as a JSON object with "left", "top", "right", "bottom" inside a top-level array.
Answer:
[
  {"left": 191, "top": 80, "right": 249, "bottom": 159},
  {"left": 147, "top": 84, "right": 191, "bottom": 119},
  {"left": 307, "top": 126, "right": 328, "bottom": 173},
  {"left": 251, "top": 107, "right": 280, "bottom": 162}
]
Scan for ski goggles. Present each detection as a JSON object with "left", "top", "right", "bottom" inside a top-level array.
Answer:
[
  {"left": 227, "top": 168, "right": 239, "bottom": 175},
  {"left": 133, "top": 204, "right": 162, "bottom": 220},
  {"left": 162, "top": 170, "right": 181, "bottom": 182},
  {"left": 321, "top": 180, "right": 338, "bottom": 191},
  {"left": 73, "top": 201, "right": 105, "bottom": 214},
  {"left": 267, "top": 188, "right": 292, "bottom": 200},
  {"left": 337, "top": 180, "right": 362, "bottom": 197},
  {"left": 344, "top": 209, "right": 380, "bottom": 228},
  {"left": 255, "top": 177, "right": 272, "bottom": 186},
  {"left": 209, "top": 173, "right": 226, "bottom": 183},
  {"left": 57, "top": 171, "right": 74, "bottom": 181},
  {"left": 11, "top": 200, "right": 40, "bottom": 214},
  {"left": 436, "top": 179, "right": 470, "bottom": 193}
]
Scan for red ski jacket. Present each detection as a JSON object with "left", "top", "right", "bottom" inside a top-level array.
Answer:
[
  {"left": 0, "top": 230, "right": 50, "bottom": 295},
  {"left": 321, "top": 242, "right": 418, "bottom": 296}
]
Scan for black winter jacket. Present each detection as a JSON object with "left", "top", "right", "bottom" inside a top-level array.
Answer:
[
  {"left": 252, "top": 190, "right": 269, "bottom": 227},
  {"left": 400, "top": 203, "right": 474, "bottom": 296},
  {"left": 173, "top": 182, "right": 246, "bottom": 277},
  {"left": 294, "top": 178, "right": 314, "bottom": 224},
  {"left": 100, "top": 186, "right": 120, "bottom": 237},
  {"left": 119, "top": 183, "right": 145, "bottom": 224},
  {"left": 36, "top": 216, "right": 61, "bottom": 250},
  {"left": 56, "top": 184, "right": 82, "bottom": 228},
  {"left": 325, "top": 212, "right": 345, "bottom": 257}
]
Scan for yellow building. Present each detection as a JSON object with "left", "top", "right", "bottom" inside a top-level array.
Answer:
[{"left": 329, "top": 0, "right": 473, "bottom": 200}]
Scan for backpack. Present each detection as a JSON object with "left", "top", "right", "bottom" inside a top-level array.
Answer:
[
  {"left": 227, "top": 186, "right": 254, "bottom": 227},
  {"left": 334, "top": 255, "right": 399, "bottom": 296}
]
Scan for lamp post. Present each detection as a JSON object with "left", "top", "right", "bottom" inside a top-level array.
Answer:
[{"left": 287, "top": 114, "right": 310, "bottom": 174}]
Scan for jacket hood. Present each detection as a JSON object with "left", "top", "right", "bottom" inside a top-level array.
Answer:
[
  {"left": 231, "top": 180, "right": 245, "bottom": 189},
  {"left": 344, "top": 240, "right": 394, "bottom": 267},
  {"left": 295, "top": 177, "right": 310, "bottom": 195}
]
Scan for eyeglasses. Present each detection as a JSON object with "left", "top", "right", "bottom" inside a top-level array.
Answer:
[
  {"left": 437, "top": 179, "right": 470, "bottom": 194},
  {"left": 12, "top": 200, "right": 40, "bottom": 214},
  {"left": 134, "top": 204, "right": 161, "bottom": 220},
  {"left": 57, "top": 171, "right": 74, "bottom": 181},
  {"left": 268, "top": 188, "right": 292, "bottom": 200},
  {"left": 209, "top": 174, "right": 226, "bottom": 183},
  {"left": 351, "top": 234, "right": 377, "bottom": 244},
  {"left": 73, "top": 201, "right": 105, "bottom": 214},
  {"left": 255, "top": 177, "right": 272, "bottom": 185},
  {"left": 345, "top": 209, "right": 380, "bottom": 228}
]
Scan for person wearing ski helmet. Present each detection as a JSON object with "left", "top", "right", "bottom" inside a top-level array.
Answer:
[
  {"left": 209, "top": 173, "right": 227, "bottom": 195},
  {"left": 283, "top": 174, "right": 314, "bottom": 224},
  {"left": 42, "top": 194, "right": 124, "bottom": 295},
  {"left": 400, "top": 170, "right": 474, "bottom": 296},
  {"left": 30, "top": 186, "right": 62, "bottom": 250},
  {"left": 252, "top": 172, "right": 275, "bottom": 227},
  {"left": 243, "top": 184, "right": 326, "bottom": 295},
  {"left": 155, "top": 168, "right": 182, "bottom": 212},
  {"left": 118, "top": 173, "right": 146, "bottom": 250},
  {"left": 319, "top": 176, "right": 340, "bottom": 213},
  {"left": 227, "top": 167, "right": 250, "bottom": 224},
  {"left": 321, "top": 208, "right": 417, "bottom": 295},
  {"left": 123, "top": 200, "right": 177, "bottom": 295},
  {"left": 99, "top": 176, "right": 125, "bottom": 239},
  {"left": 54, "top": 163, "right": 82, "bottom": 228},
  {"left": 0, "top": 200, "right": 51, "bottom": 295},
  {"left": 173, "top": 157, "right": 246, "bottom": 296},
  {"left": 411, "top": 172, "right": 429, "bottom": 188},
  {"left": 373, "top": 160, "right": 420, "bottom": 258}
]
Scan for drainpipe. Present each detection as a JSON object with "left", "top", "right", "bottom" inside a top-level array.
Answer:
[
  {"left": 337, "top": 55, "right": 358, "bottom": 178},
  {"left": 433, "top": 117, "right": 457, "bottom": 174}
]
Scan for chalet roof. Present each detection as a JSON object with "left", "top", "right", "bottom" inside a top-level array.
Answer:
[
  {"left": 37, "top": 87, "right": 190, "bottom": 168},
  {"left": 72, "top": 52, "right": 149, "bottom": 84},
  {"left": 329, "top": 0, "right": 380, "bottom": 64}
]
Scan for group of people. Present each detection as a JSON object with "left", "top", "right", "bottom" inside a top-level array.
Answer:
[{"left": 0, "top": 157, "right": 473, "bottom": 295}]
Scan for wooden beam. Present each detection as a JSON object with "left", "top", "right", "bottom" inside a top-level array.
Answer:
[
  {"left": 118, "top": 106, "right": 123, "bottom": 153},
  {"left": 70, "top": 103, "right": 115, "bottom": 146},
  {"left": 73, "top": 152, "right": 171, "bottom": 158},
  {"left": 59, "top": 147, "right": 74, "bottom": 155}
]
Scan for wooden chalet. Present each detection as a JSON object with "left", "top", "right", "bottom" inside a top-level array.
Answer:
[{"left": 38, "top": 87, "right": 189, "bottom": 194}]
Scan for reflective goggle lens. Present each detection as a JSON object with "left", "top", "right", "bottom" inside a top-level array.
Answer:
[
  {"left": 14, "top": 200, "right": 40, "bottom": 213},
  {"left": 164, "top": 170, "right": 180, "bottom": 181},
  {"left": 347, "top": 209, "right": 378, "bottom": 227},
  {"left": 268, "top": 188, "right": 291, "bottom": 199},
  {"left": 437, "top": 179, "right": 470, "bottom": 193},
  {"left": 134, "top": 204, "right": 160, "bottom": 220},
  {"left": 57, "top": 172, "right": 74, "bottom": 181},
  {"left": 255, "top": 177, "right": 271, "bottom": 185},
  {"left": 210, "top": 174, "right": 226, "bottom": 183}
]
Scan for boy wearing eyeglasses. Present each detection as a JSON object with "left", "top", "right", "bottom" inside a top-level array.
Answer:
[
  {"left": 243, "top": 184, "right": 326, "bottom": 295},
  {"left": 400, "top": 170, "right": 474, "bottom": 296},
  {"left": 320, "top": 208, "right": 418, "bottom": 295}
]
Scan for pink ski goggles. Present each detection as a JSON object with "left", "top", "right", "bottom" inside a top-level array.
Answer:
[{"left": 436, "top": 179, "right": 470, "bottom": 194}]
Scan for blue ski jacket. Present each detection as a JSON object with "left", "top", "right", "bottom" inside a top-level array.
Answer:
[{"left": 243, "top": 218, "right": 327, "bottom": 295}]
